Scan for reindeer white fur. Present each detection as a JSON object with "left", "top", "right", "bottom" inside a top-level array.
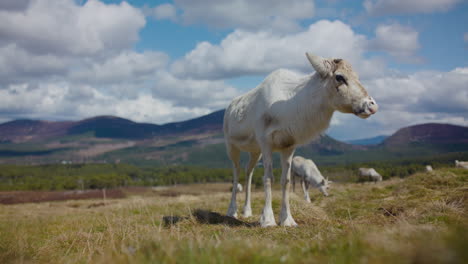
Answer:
[
  {"left": 291, "top": 156, "right": 331, "bottom": 202},
  {"left": 425, "top": 165, "right": 433, "bottom": 172},
  {"left": 455, "top": 160, "right": 468, "bottom": 169},
  {"left": 358, "top": 168, "right": 382, "bottom": 183},
  {"left": 224, "top": 53, "right": 378, "bottom": 227}
]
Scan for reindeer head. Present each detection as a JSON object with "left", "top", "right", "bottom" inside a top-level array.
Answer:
[
  {"left": 306, "top": 53, "right": 378, "bottom": 119},
  {"left": 318, "top": 177, "right": 332, "bottom": 197}
]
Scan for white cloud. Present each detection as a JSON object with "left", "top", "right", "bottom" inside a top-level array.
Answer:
[
  {"left": 0, "top": 44, "right": 69, "bottom": 84},
  {"left": 0, "top": 0, "right": 465, "bottom": 144},
  {"left": 150, "top": 3, "right": 177, "bottom": 21},
  {"left": 174, "top": 0, "right": 315, "bottom": 31},
  {"left": 328, "top": 68, "right": 468, "bottom": 139},
  {"left": 0, "top": 0, "right": 31, "bottom": 11},
  {"left": 0, "top": 81, "right": 219, "bottom": 124},
  {"left": 0, "top": 82, "right": 72, "bottom": 120},
  {"left": 172, "top": 20, "right": 385, "bottom": 80},
  {"left": 69, "top": 50, "right": 169, "bottom": 85},
  {"left": 0, "top": 0, "right": 145, "bottom": 56},
  {"left": 0, "top": 0, "right": 161, "bottom": 95},
  {"left": 114, "top": 96, "right": 212, "bottom": 124},
  {"left": 368, "top": 23, "right": 421, "bottom": 62},
  {"left": 366, "top": 68, "right": 468, "bottom": 115},
  {"left": 152, "top": 71, "right": 240, "bottom": 109},
  {"left": 334, "top": 68, "right": 468, "bottom": 138},
  {"left": 364, "top": 0, "right": 462, "bottom": 15},
  {"left": 0, "top": 0, "right": 229, "bottom": 124},
  {"left": 76, "top": 93, "right": 213, "bottom": 124}
]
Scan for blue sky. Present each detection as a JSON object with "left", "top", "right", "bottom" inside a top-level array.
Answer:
[{"left": 0, "top": 0, "right": 467, "bottom": 140}]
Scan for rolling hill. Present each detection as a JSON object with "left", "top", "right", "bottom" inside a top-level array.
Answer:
[
  {"left": 346, "top": 135, "right": 388, "bottom": 145},
  {"left": 382, "top": 123, "right": 468, "bottom": 146},
  {"left": 0, "top": 110, "right": 225, "bottom": 143},
  {"left": 0, "top": 111, "right": 467, "bottom": 167}
]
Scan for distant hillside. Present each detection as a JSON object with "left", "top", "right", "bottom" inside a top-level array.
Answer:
[
  {"left": 0, "top": 120, "right": 73, "bottom": 143},
  {"left": 346, "top": 135, "right": 388, "bottom": 145},
  {"left": 0, "top": 110, "right": 225, "bottom": 143},
  {"left": 0, "top": 112, "right": 467, "bottom": 167},
  {"left": 383, "top": 123, "right": 468, "bottom": 146}
]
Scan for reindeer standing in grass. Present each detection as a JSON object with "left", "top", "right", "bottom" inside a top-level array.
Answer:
[{"left": 223, "top": 53, "right": 378, "bottom": 227}]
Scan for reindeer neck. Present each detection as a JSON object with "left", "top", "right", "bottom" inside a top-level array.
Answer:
[{"left": 289, "top": 73, "right": 335, "bottom": 143}]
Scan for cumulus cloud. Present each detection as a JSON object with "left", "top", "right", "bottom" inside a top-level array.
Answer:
[
  {"left": 0, "top": 0, "right": 145, "bottom": 56},
  {"left": 152, "top": 71, "right": 240, "bottom": 109},
  {"left": 0, "top": 0, "right": 156, "bottom": 89},
  {"left": 368, "top": 23, "right": 421, "bottom": 62},
  {"left": 367, "top": 68, "right": 468, "bottom": 115},
  {"left": 144, "top": 3, "right": 177, "bottom": 21},
  {"left": 0, "top": 81, "right": 219, "bottom": 124},
  {"left": 364, "top": 0, "right": 462, "bottom": 15},
  {"left": 331, "top": 68, "right": 468, "bottom": 138},
  {"left": 327, "top": 68, "right": 468, "bottom": 139},
  {"left": 69, "top": 51, "right": 169, "bottom": 85},
  {"left": 174, "top": 0, "right": 315, "bottom": 31},
  {"left": 0, "top": 44, "right": 69, "bottom": 84},
  {"left": 171, "top": 20, "right": 385, "bottom": 80},
  {"left": 0, "top": 0, "right": 235, "bottom": 124},
  {"left": 0, "top": 0, "right": 31, "bottom": 11},
  {"left": 0, "top": 0, "right": 466, "bottom": 143}
]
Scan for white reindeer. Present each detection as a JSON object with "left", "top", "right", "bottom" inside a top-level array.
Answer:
[
  {"left": 230, "top": 183, "right": 243, "bottom": 192},
  {"left": 425, "top": 165, "right": 433, "bottom": 172},
  {"left": 455, "top": 160, "right": 468, "bottom": 169},
  {"left": 224, "top": 53, "right": 378, "bottom": 227},
  {"left": 358, "top": 168, "right": 382, "bottom": 183},
  {"left": 291, "top": 156, "right": 331, "bottom": 203}
]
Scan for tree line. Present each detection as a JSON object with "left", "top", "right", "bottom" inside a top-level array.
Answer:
[{"left": 0, "top": 155, "right": 460, "bottom": 191}]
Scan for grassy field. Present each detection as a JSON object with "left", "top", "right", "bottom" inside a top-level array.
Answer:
[{"left": 0, "top": 169, "right": 467, "bottom": 263}]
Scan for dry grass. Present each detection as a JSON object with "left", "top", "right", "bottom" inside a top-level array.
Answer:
[
  {"left": 0, "top": 189, "right": 126, "bottom": 205},
  {"left": 0, "top": 169, "right": 467, "bottom": 264}
]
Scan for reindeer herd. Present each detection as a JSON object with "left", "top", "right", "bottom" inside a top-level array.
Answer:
[{"left": 222, "top": 53, "right": 466, "bottom": 227}]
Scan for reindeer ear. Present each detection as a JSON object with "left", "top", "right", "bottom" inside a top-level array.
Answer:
[{"left": 306, "top": 53, "right": 334, "bottom": 78}]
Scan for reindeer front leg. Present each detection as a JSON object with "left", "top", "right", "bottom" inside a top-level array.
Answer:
[
  {"left": 303, "top": 181, "right": 311, "bottom": 203},
  {"left": 242, "top": 152, "right": 261, "bottom": 218},
  {"left": 279, "top": 148, "right": 297, "bottom": 227},
  {"left": 259, "top": 147, "right": 276, "bottom": 227}
]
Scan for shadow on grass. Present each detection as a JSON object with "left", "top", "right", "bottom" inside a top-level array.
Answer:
[{"left": 163, "top": 209, "right": 259, "bottom": 227}]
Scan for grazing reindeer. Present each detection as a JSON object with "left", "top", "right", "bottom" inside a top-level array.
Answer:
[
  {"left": 358, "top": 168, "right": 383, "bottom": 183},
  {"left": 291, "top": 156, "right": 331, "bottom": 203},
  {"left": 425, "top": 165, "right": 433, "bottom": 172},
  {"left": 455, "top": 160, "right": 468, "bottom": 169},
  {"left": 224, "top": 53, "right": 378, "bottom": 227}
]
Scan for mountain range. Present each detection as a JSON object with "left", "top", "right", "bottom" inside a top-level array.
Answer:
[
  {"left": 346, "top": 135, "right": 388, "bottom": 145},
  {"left": 0, "top": 110, "right": 467, "bottom": 167}
]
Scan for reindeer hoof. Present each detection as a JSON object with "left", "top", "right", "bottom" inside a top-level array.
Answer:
[
  {"left": 242, "top": 207, "right": 252, "bottom": 218},
  {"left": 260, "top": 210, "right": 277, "bottom": 227},
  {"left": 280, "top": 217, "right": 298, "bottom": 227},
  {"left": 227, "top": 208, "right": 238, "bottom": 218},
  {"left": 260, "top": 218, "right": 277, "bottom": 227}
]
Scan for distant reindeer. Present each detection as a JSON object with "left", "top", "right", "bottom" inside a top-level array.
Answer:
[
  {"left": 291, "top": 156, "right": 331, "bottom": 202},
  {"left": 358, "top": 168, "right": 382, "bottom": 183},
  {"left": 455, "top": 160, "right": 468, "bottom": 169},
  {"left": 230, "top": 183, "right": 243, "bottom": 192},
  {"left": 224, "top": 53, "right": 378, "bottom": 227},
  {"left": 425, "top": 165, "right": 433, "bottom": 172}
]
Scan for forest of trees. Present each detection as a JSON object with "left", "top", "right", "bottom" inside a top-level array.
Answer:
[{"left": 0, "top": 156, "right": 456, "bottom": 191}]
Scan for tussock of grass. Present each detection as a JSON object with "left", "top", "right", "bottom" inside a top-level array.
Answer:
[{"left": 0, "top": 169, "right": 467, "bottom": 263}]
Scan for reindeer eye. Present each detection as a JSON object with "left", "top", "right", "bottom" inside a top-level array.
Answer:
[{"left": 335, "top": 75, "right": 346, "bottom": 83}]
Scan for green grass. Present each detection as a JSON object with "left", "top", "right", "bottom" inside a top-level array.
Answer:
[{"left": 0, "top": 168, "right": 467, "bottom": 263}]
